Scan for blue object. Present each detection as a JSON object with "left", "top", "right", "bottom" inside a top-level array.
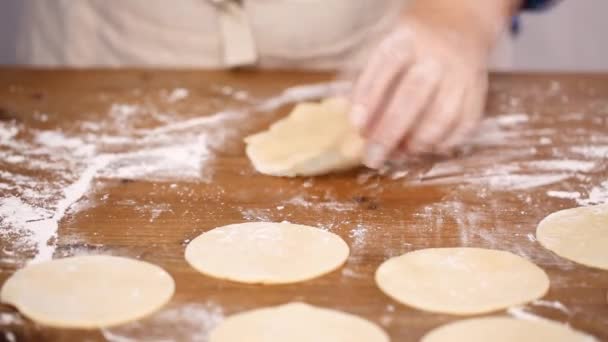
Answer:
[
  {"left": 512, "top": 0, "right": 560, "bottom": 34},
  {"left": 521, "top": 0, "right": 559, "bottom": 11}
]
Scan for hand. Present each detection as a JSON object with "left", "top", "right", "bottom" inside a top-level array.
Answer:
[{"left": 350, "top": 0, "right": 516, "bottom": 169}]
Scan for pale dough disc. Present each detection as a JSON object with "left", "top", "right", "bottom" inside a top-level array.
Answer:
[
  {"left": 375, "top": 248, "right": 550, "bottom": 315},
  {"left": 421, "top": 317, "right": 596, "bottom": 342},
  {"left": 0, "top": 255, "right": 174, "bottom": 329},
  {"left": 244, "top": 97, "right": 364, "bottom": 177},
  {"left": 536, "top": 203, "right": 608, "bottom": 270},
  {"left": 210, "top": 302, "right": 389, "bottom": 342},
  {"left": 185, "top": 222, "right": 349, "bottom": 284}
]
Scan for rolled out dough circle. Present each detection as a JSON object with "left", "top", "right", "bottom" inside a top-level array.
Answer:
[
  {"left": 0, "top": 255, "right": 175, "bottom": 328},
  {"left": 421, "top": 317, "right": 596, "bottom": 342},
  {"left": 244, "top": 97, "right": 364, "bottom": 177},
  {"left": 210, "top": 302, "right": 389, "bottom": 342},
  {"left": 185, "top": 222, "right": 349, "bottom": 284},
  {"left": 536, "top": 203, "right": 608, "bottom": 270},
  {"left": 375, "top": 248, "right": 550, "bottom": 315}
]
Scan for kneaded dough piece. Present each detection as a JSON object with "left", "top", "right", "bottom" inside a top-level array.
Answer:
[
  {"left": 375, "top": 248, "right": 549, "bottom": 315},
  {"left": 422, "top": 317, "right": 596, "bottom": 342},
  {"left": 537, "top": 203, "right": 608, "bottom": 270},
  {"left": 210, "top": 302, "right": 389, "bottom": 342},
  {"left": 0, "top": 255, "right": 174, "bottom": 329},
  {"left": 185, "top": 222, "right": 349, "bottom": 284},
  {"left": 245, "top": 97, "right": 364, "bottom": 177}
]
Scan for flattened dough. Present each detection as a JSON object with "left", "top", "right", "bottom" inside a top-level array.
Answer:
[
  {"left": 185, "top": 222, "right": 349, "bottom": 284},
  {"left": 245, "top": 97, "right": 364, "bottom": 177},
  {"left": 210, "top": 302, "right": 389, "bottom": 342},
  {"left": 0, "top": 255, "right": 174, "bottom": 328},
  {"left": 422, "top": 316, "right": 596, "bottom": 342},
  {"left": 537, "top": 203, "right": 608, "bottom": 270},
  {"left": 375, "top": 248, "right": 549, "bottom": 315}
]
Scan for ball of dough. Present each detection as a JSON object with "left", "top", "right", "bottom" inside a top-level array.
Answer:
[
  {"left": 537, "top": 203, "right": 608, "bottom": 270},
  {"left": 244, "top": 97, "right": 364, "bottom": 177},
  {"left": 0, "top": 255, "right": 175, "bottom": 329},
  {"left": 185, "top": 222, "right": 349, "bottom": 284},
  {"left": 375, "top": 248, "right": 550, "bottom": 315},
  {"left": 421, "top": 317, "right": 596, "bottom": 342},
  {"left": 210, "top": 302, "right": 389, "bottom": 342}
]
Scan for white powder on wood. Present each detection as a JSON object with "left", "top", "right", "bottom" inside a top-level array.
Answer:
[{"left": 102, "top": 302, "right": 224, "bottom": 342}]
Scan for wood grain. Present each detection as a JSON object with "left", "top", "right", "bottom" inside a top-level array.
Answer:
[{"left": 0, "top": 69, "right": 607, "bottom": 341}]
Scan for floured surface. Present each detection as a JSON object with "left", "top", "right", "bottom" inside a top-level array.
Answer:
[
  {"left": 1, "top": 71, "right": 608, "bottom": 340},
  {"left": 422, "top": 317, "right": 597, "bottom": 342},
  {"left": 185, "top": 222, "right": 349, "bottom": 284},
  {"left": 245, "top": 97, "right": 363, "bottom": 176},
  {"left": 0, "top": 255, "right": 174, "bottom": 328},
  {"left": 537, "top": 203, "right": 608, "bottom": 270},
  {"left": 375, "top": 248, "right": 549, "bottom": 315},
  {"left": 210, "top": 302, "right": 389, "bottom": 342}
]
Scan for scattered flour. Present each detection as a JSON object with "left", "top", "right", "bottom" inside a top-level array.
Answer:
[
  {"left": 531, "top": 299, "right": 571, "bottom": 315},
  {"left": 102, "top": 302, "right": 224, "bottom": 342},
  {"left": 495, "top": 113, "right": 529, "bottom": 126},
  {"left": 282, "top": 195, "right": 356, "bottom": 212},
  {"left": 166, "top": 88, "right": 189, "bottom": 103},
  {"left": 507, "top": 306, "right": 546, "bottom": 321},
  {"left": 524, "top": 160, "right": 596, "bottom": 173},
  {"left": 576, "top": 181, "right": 608, "bottom": 206},
  {"left": 255, "top": 81, "right": 351, "bottom": 112},
  {"left": 0, "top": 92, "right": 240, "bottom": 262},
  {"left": 349, "top": 224, "right": 368, "bottom": 250},
  {"left": 547, "top": 191, "right": 581, "bottom": 200},
  {"left": 570, "top": 145, "right": 608, "bottom": 159}
]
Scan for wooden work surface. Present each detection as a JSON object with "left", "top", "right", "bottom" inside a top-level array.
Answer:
[{"left": 0, "top": 69, "right": 607, "bottom": 341}]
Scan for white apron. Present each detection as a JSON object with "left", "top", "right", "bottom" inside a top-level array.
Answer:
[{"left": 17, "top": 0, "right": 404, "bottom": 69}]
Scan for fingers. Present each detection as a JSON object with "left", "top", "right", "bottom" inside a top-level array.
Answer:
[
  {"left": 405, "top": 81, "right": 465, "bottom": 153},
  {"left": 438, "top": 78, "right": 488, "bottom": 150},
  {"left": 349, "top": 28, "right": 414, "bottom": 131},
  {"left": 362, "top": 61, "right": 441, "bottom": 168}
]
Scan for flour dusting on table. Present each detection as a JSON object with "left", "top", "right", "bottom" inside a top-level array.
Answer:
[{"left": 102, "top": 302, "right": 224, "bottom": 342}]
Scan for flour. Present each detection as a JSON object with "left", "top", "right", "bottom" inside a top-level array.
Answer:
[
  {"left": 166, "top": 88, "right": 189, "bottom": 103},
  {"left": 256, "top": 81, "right": 351, "bottom": 112},
  {"left": 570, "top": 145, "right": 608, "bottom": 159},
  {"left": 524, "top": 160, "right": 596, "bottom": 173},
  {"left": 495, "top": 113, "right": 529, "bottom": 126},
  {"left": 282, "top": 195, "right": 356, "bottom": 212},
  {"left": 0, "top": 92, "right": 238, "bottom": 262},
  {"left": 476, "top": 174, "right": 571, "bottom": 191},
  {"left": 507, "top": 306, "right": 546, "bottom": 321},
  {"left": 547, "top": 191, "right": 581, "bottom": 200},
  {"left": 0, "top": 122, "right": 18, "bottom": 143},
  {"left": 576, "top": 181, "right": 608, "bottom": 206},
  {"left": 349, "top": 224, "right": 368, "bottom": 250},
  {"left": 102, "top": 302, "right": 224, "bottom": 342},
  {"left": 531, "top": 299, "right": 571, "bottom": 315}
]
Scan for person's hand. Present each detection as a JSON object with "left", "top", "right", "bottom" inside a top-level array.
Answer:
[{"left": 350, "top": 0, "right": 518, "bottom": 169}]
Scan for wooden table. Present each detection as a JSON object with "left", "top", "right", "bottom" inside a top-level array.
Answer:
[{"left": 0, "top": 69, "right": 607, "bottom": 341}]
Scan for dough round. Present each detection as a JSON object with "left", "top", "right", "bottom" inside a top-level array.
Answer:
[
  {"left": 210, "top": 302, "right": 389, "bottom": 342},
  {"left": 185, "top": 222, "right": 349, "bottom": 284},
  {"left": 375, "top": 248, "right": 549, "bottom": 315},
  {"left": 537, "top": 204, "right": 608, "bottom": 270},
  {"left": 245, "top": 97, "right": 364, "bottom": 177},
  {"left": 0, "top": 255, "right": 174, "bottom": 328},
  {"left": 421, "top": 317, "right": 596, "bottom": 342}
]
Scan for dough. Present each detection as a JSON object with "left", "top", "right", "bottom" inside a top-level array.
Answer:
[
  {"left": 536, "top": 203, "right": 608, "bottom": 270},
  {"left": 421, "top": 317, "right": 596, "bottom": 342},
  {"left": 0, "top": 255, "right": 174, "bottom": 328},
  {"left": 210, "top": 302, "right": 389, "bottom": 342},
  {"left": 375, "top": 248, "right": 549, "bottom": 315},
  {"left": 244, "top": 97, "right": 364, "bottom": 177},
  {"left": 185, "top": 222, "right": 349, "bottom": 284}
]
